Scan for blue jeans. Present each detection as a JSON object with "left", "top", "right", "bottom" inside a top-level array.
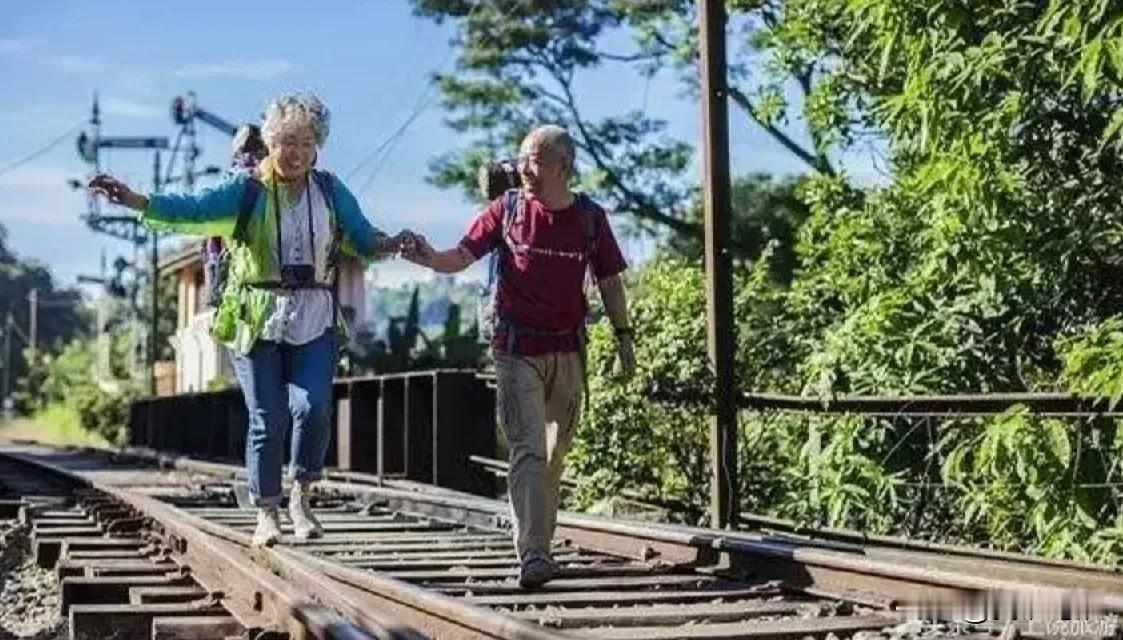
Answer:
[{"left": 230, "top": 329, "right": 336, "bottom": 507}]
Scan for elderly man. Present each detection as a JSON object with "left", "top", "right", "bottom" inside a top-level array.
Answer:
[{"left": 406, "top": 125, "right": 636, "bottom": 588}]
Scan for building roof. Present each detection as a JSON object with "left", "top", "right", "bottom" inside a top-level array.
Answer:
[{"left": 158, "top": 241, "right": 203, "bottom": 276}]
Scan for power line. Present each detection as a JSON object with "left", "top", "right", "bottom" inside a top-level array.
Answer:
[
  {"left": 344, "top": 0, "right": 488, "bottom": 189},
  {"left": 356, "top": 95, "right": 438, "bottom": 198},
  {"left": 0, "top": 122, "right": 83, "bottom": 180},
  {"left": 344, "top": 55, "right": 449, "bottom": 184}
]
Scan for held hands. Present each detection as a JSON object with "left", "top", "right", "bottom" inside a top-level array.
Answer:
[
  {"left": 88, "top": 174, "right": 147, "bottom": 211},
  {"left": 397, "top": 231, "right": 436, "bottom": 265}
]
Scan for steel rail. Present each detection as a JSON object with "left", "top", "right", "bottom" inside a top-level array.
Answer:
[
  {"left": 0, "top": 448, "right": 422, "bottom": 640},
  {"left": 120, "top": 447, "right": 1123, "bottom": 615}
]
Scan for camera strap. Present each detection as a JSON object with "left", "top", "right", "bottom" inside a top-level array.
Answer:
[
  {"left": 271, "top": 175, "right": 317, "bottom": 272},
  {"left": 250, "top": 175, "right": 328, "bottom": 291}
]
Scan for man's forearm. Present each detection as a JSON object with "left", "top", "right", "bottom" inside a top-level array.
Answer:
[
  {"left": 598, "top": 274, "right": 631, "bottom": 329},
  {"left": 426, "top": 247, "right": 475, "bottom": 274}
]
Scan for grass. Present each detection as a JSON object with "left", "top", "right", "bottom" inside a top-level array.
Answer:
[{"left": 0, "top": 403, "right": 109, "bottom": 447}]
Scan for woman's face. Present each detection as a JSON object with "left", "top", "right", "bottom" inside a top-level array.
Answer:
[{"left": 269, "top": 125, "right": 317, "bottom": 180}]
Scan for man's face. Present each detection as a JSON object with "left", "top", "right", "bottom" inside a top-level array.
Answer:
[
  {"left": 517, "top": 136, "right": 567, "bottom": 194},
  {"left": 269, "top": 127, "right": 317, "bottom": 180}
]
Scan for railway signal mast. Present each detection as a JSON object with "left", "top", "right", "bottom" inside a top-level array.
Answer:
[
  {"left": 75, "top": 95, "right": 168, "bottom": 394},
  {"left": 75, "top": 93, "right": 228, "bottom": 396}
]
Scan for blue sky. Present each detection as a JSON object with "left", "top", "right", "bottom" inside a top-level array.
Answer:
[{"left": 0, "top": 1, "right": 881, "bottom": 292}]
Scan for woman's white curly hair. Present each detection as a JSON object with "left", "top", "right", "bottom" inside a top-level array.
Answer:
[{"left": 261, "top": 91, "right": 330, "bottom": 148}]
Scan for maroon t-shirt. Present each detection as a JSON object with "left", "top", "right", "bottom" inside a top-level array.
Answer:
[{"left": 460, "top": 192, "right": 628, "bottom": 356}]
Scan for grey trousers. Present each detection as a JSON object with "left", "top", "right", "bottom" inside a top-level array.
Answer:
[{"left": 495, "top": 351, "right": 583, "bottom": 561}]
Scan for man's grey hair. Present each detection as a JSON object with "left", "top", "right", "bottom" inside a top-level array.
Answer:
[
  {"left": 526, "top": 125, "right": 576, "bottom": 171},
  {"left": 261, "top": 92, "right": 330, "bottom": 148}
]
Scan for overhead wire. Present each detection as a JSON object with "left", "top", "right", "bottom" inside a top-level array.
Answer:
[
  {"left": 0, "top": 122, "right": 83, "bottom": 181},
  {"left": 344, "top": 47, "right": 452, "bottom": 185},
  {"left": 346, "top": 0, "right": 491, "bottom": 196}
]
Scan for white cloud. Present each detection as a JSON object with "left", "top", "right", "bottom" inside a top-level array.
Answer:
[
  {"left": 46, "top": 54, "right": 108, "bottom": 73},
  {"left": 0, "top": 37, "right": 40, "bottom": 54},
  {"left": 173, "top": 59, "right": 293, "bottom": 80},
  {"left": 102, "top": 97, "right": 163, "bottom": 120}
]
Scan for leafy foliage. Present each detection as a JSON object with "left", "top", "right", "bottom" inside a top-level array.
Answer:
[
  {"left": 562, "top": 0, "right": 1123, "bottom": 563},
  {"left": 665, "top": 173, "right": 811, "bottom": 283},
  {"left": 352, "top": 287, "right": 485, "bottom": 373},
  {"left": 0, "top": 222, "right": 87, "bottom": 397},
  {"left": 17, "top": 338, "right": 137, "bottom": 445}
]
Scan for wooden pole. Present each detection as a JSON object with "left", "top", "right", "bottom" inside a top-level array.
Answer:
[
  {"left": 2, "top": 313, "right": 11, "bottom": 412},
  {"left": 698, "top": 0, "right": 739, "bottom": 529},
  {"left": 150, "top": 151, "right": 161, "bottom": 397},
  {"left": 28, "top": 288, "right": 37, "bottom": 365}
]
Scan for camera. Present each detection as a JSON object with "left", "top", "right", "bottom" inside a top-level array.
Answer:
[
  {"left": 477, "top": 158, "right": 522, "bottom": 201},
  {"left": 280, "top": 264, "right": 315, "bottom": 285}
]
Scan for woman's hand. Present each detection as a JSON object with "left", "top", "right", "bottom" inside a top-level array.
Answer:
[
  {"left": 88, "top": 174, "right": 148, "bottom": 211},
  {"left": 400, "top": 232, "right": 435, "bottom": 265}
]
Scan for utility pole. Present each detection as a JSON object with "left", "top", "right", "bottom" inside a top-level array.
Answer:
[
  {"left": 150, "top": 151, "right": 161, "bottom": 397},
  {"left": 698, "top": 0, "right": 738, "bottom": 529},
  {"left": 28, "top": 288, "right": 38, "bottom": 365},
  {"left": 2, "top": 313, "right": 11, "bottom": 414}
]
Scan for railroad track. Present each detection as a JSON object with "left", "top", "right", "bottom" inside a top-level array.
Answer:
[{"left": 1, "top": 443, "right": 1120, "bottom": 640}]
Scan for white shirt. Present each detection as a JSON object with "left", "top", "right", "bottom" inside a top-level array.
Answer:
[{"left": 260, "top": 178, "right": 334, "bottom": 345}]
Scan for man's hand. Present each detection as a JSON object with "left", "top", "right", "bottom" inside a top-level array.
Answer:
[
  {"left": 614, "top": 332, "right": 636, "bottom": 380},
  {"left": 401, "top": 232, "right": 436, "bottom": 266},
  {"left": 89, "top": 174, "right": 147, "bottom": 211}
]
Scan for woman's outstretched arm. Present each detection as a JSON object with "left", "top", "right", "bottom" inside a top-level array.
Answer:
[{"left": 89, "top": 173, "right": 246, "bottom": 237}]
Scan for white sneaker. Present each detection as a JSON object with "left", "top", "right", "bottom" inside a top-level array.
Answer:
[
  {"left": 252, "top": 507, "right": 282, "bottom": 547},
  {"left": 288, "top": 481, "right": 322, "bottom": 540}
]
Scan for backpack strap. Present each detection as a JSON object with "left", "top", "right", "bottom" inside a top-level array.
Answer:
[
  {"left": 311, "top": 169, "right": 345, "bottom": 349},
  {"left": 233, "top": 177, "right": 262, "bottom": 243},
  {"left": 311, "top": 169, "right": 336, "bottom": 212},
  {"left": 487, "top": 188, "right": 521, "bottom": 289}
]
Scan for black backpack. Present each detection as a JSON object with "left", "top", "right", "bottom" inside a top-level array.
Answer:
[{"left": 202, "top": 169, "right": 338, "bottom": 308}]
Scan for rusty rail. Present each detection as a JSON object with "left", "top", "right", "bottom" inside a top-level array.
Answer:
[
  {"left": 126, "top": 447, "right": 1123, "bottom": 637},
  {"left": 0, "top": 447, "right": 425, "bottom": 639},
  {"left": 7, "top": 444, "right": 1123, "bottom": 638}
]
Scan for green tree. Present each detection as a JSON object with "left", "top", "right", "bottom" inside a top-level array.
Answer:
[
  {"left": 666, "top": 173, "right": 810, "bottom": 283},
  {"left": 412, "top": 0, "right": 695, "bottom": 238},
  {"left": 0, "top": 222, "right": 87, "bottom": 405},
  {"left": 437, "top": 303, "right": 485, "bottom": 368},
  {"left": 570, "top": 0, "right": 1123, "bottom": 561}
]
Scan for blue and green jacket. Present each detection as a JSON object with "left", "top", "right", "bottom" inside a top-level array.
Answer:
[{"left": 141, "top": 156, "right": 386, "bottom": 355}]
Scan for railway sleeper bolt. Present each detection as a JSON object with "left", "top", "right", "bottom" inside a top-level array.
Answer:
[{"left": 169, "top": 535, "right": 188, "bottom": 554}]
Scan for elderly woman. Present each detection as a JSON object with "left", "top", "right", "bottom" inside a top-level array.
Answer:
[{"left": 90, "top": 92, "right": 411, "bottom": 546}]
